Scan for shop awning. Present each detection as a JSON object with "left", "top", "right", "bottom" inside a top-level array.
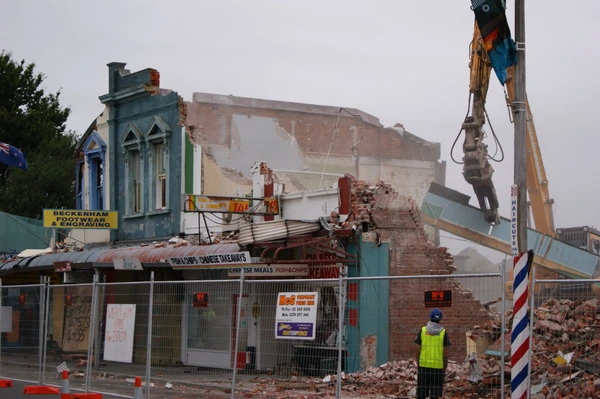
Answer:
[
  {"left": 0, "top": 243, "right": 241, "bottom": 276},
  {"left": 95, "top": 243, "right": 241, "bottom": 264}
]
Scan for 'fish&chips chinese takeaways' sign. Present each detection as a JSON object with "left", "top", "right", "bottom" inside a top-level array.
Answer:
[{"left": 168, "top": 251, "right": 251, "bottom": 269}]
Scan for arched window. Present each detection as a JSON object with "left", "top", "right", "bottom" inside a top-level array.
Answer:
[{"left": 83, "top": 132, "right": 106, "bottom": 210}]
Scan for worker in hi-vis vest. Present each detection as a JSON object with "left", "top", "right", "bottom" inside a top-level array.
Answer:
[{"left": 414, "top": 308, "right": 450, "bottom": 399}]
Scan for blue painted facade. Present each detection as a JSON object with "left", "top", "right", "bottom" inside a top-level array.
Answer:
[
  {"left": 346, "top": 238, "right": 390, "bottom": 372},
  {"left": 99, "top": 63, "right": 184, "bottom": 242}
]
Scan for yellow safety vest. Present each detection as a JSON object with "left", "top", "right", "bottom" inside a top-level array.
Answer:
[{"left": 419, "top": 326, "right": 445, "bottom": 369}]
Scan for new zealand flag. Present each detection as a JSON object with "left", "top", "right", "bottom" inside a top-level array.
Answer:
[
  {"left": 471, "top": 0, "right": 517, "bottom": 85},
  {"left": 0, "top": 142, "right": 29, "bottom": 170}
]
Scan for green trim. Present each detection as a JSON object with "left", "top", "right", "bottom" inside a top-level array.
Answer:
[{"left": 184, "top": 135, "right": 194, "bottom": 194}]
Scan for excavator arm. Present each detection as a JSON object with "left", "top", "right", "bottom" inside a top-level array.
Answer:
[
  {"left": 461, "top": 23, "right": 500, "bottom": 225},
  {"left": 462, "top": 22, "right": 555, "bottom": 235},
  {"left": 504, "top": 69, "right": 556, "bottom": 236}
]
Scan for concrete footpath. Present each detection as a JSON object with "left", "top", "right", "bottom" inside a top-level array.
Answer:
[
  {"left": 0, "top": 352, "right": 393, "bottom": 399},
  {"left": 0, "top": 352, "right": 253, "bottom": 398}
]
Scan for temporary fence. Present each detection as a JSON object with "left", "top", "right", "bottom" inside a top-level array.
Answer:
[
  {"left": 0, "top": 271, "right": 519, "bottom": 398},
  {"left": 529, "top": 271, "right": 600, "bottom": 397}
]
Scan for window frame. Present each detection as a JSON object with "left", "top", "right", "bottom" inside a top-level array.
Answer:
[
  {"left": 122, "top": 123, "right": 145, "bottom": 216},
  {"left": 75, "top": 160, "right": 85, "bottom": 209},
  {"left": 78, "top": 131, "right": 106, "bottom": 210},
  {"left": 146, "top": 117, "right": 171, "bottom": 212}
]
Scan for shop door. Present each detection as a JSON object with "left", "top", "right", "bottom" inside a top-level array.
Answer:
[{"left": 185, "top": 290, "right": 232, "bottom": 368}]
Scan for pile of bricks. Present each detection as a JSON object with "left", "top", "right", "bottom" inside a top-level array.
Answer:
[
  {"left": 526, "top": 297, "right": 600, "bottom": 398},
  {"left": 236, "top": 297, "right": 599, "bottom": 398},
  {"left": 347, "top": 177, "right": 381, "bottom": 223},
  {"left": 444, "top": 296, "right": 600, "bottom": 398}
]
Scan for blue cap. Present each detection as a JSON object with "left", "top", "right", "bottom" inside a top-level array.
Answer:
[{"left": 429, "top": 308, "right": 443, "bottom": 322}]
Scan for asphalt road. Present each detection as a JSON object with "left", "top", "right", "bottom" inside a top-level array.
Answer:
[{"left": 0, "top": 379, "right": 126, "bottom": 399}]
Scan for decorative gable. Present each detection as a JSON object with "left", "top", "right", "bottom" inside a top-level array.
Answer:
[
  {"left": 146, "top": 116, "right": 171, "bottom": 143},
  {"left": 122, "top": 123, "right": 144, "bottom": 150},
  {"left": 84, "top": 131, "right": 106, "bottom": 154}
]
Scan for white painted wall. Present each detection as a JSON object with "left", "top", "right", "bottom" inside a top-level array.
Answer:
[{"left": 280, "top": 189, "right": 340, "bottom": 221}]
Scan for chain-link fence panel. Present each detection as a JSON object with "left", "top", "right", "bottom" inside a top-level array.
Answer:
[
  {"left": 338, "top": 273, "right": 506, "bottom": 399},
  {"left": 0, "top": 282, "right": 46, "bottom": 385},
  {"left": 530, "top": 277, "right": 600, "bottom": 398},
  {"left": 150, "top": 279, "right": 242, "bottom": 396},
  {"left": 0, "top": 271, "right": 508, "bottom": 399},
  {"left": 44, "top": 282, "right": 100, "bottom": 395}
]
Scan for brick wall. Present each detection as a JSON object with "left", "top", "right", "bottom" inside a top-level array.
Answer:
[
  {"left": 186, "top": 100, "right": 440, "bottom": 163},
  {"left": 348, "top": 177, "right": 495, "bottom": 362}
]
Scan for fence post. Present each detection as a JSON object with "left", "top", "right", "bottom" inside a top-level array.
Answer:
[
  {"left": 42, "top": 276, "right": 51, "bottom": 385},
  {"left": 230, "top": 269, "right": 245, "bottom": 399},
  {"left": 500, "top": 255, "right": 507, "bottom": 399},
  {"left": 85, "top": 273, "right": 99, "bottom": 393},
  {"left": 0, "top": 278, "right": 3, "bottom": 377},
  {"left": 0, "top": 278, "right": 11, "bottom": 393},
  {"left": 528, "top": 265, "right": 537, "bottom": 395},
  {"left": 145, "top": 272, "right": 154, "bottom": 399},
  {"left": 38, "top": 275, "right": 46, "bottom": 385},
  {"left": 335, "top": 265, "right": 346, "bottom": 399},
  {"left": 94, "top": 275, "right": 107, "bottom": 370}
]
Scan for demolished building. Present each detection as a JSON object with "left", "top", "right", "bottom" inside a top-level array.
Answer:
[{"left": 0, "top": 63, "right": 498, "bottom": 378}]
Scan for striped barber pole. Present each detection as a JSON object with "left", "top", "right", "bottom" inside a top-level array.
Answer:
[{"left": 511, "top": 249, "right": 534, "bottom": 399}]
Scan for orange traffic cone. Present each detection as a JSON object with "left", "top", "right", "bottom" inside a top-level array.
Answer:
[
  {"left": 61, "top": 369, "right": 72, "bottom": 399},
  {"left": 133, "top": 376, "right": 142, "bottom": 399}
]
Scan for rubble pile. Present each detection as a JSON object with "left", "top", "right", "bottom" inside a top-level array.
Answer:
[
  {"left": 341, "top": 359, "right": 467, "bottom": 398},
  {"left": 456, "top": 296, "right": 600, "bottom": 398},
  {"left": 237, "top": 297, "right": 599, "bottom": 398},
  {"left": 527, "top": 297, "right": 600, "bottom": 398}
]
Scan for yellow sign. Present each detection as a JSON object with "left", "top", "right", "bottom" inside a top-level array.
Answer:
[
  {"left": 183, "top": 194, "right": 279, "bottom": 215},
  {"left": 43, "top": 209, "right": 118, "bottom": 229},
  {"left": 184, "top": 195, "right": 250, "bottom": 213}
]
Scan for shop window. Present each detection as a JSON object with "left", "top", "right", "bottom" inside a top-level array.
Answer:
[{"left": 187, "top": 291, "right": 230, "bottom": 351}]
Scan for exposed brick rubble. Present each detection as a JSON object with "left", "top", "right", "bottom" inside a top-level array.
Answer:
[
  {"left": 527, "top": 297, "right": 600, "bottom": 398},
  {"left": 445, "top": 296, "right": 600, "bottom": 398},
  {"left": 346, "top": 176, "right": 495, "bottom": 362},
  {"left": 233, "top": 297, "right": 599, "bottom": 398}
]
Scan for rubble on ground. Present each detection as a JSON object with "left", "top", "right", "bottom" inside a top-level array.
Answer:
[{"left": 236, "top": 297, "right": 599, "bottom": 398}]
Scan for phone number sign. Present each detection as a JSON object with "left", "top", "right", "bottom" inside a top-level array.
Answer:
[
  {"left": 275, "top": 292, "right": 319, "bottom": 340},
  {"left": 424, "top": 290, "right": 452, "bottom": 307}
]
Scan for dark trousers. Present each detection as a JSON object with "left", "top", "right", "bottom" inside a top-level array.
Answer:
[{"left": 417, "top": 366, "right": 444, "bottom": 399}]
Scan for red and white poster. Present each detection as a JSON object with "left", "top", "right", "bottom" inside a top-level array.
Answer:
[{"left": 104, "top": 304, "right": 136, "bottom": 363}]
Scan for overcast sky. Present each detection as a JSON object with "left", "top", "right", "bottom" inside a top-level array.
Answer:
[{"left": 2, "top": 1, "right": 599, "bottom": 260}]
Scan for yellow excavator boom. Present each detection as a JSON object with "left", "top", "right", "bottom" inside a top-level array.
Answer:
[
  {"left": 504, "top": 68, "right": 556, "bottom": 237},
  {"left": 461, "top": 23, "right": 499, "bottom": 225},
  {"left": 462, "top": 23, "right": 555, "bottom": 237}
]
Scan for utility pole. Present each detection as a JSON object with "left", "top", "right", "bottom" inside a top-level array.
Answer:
[{"left": 514, "top": 0, "right": 527, "bottom": 253}]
